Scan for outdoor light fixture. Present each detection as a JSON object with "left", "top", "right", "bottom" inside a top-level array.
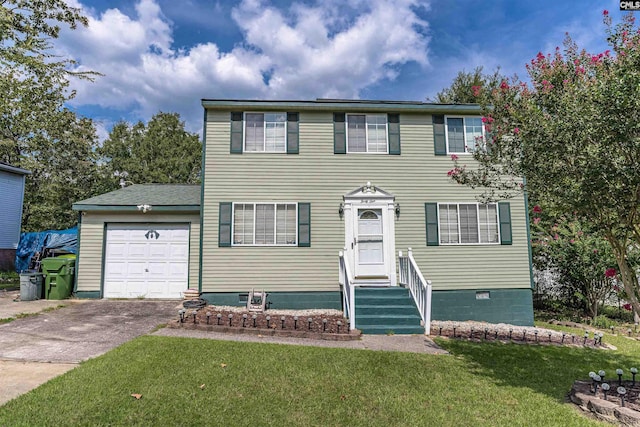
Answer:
[
  {"left": 593, "top": 375, "right": 602, "bottom": 395},
  {"left": 308, "top": 317, "right": 313, "bottom": 330},
  {"left": 337, "top": 320, "right": 342, "bottom": 333},
  {"left": 548, "top": 332, "right": 552, "bottom": 342},
  {"left": 628, "top": 328, "right": 633, "bottom": 337},
  {"left": 136, "top": 204, "right": 152, "bottom": 213},
  {"left": 617, "top": 369, "right": 624, "bottom": 385},
  {"left": 453, "top": 324, "right": 457, "bottom": 338},
  {"left": 294, "top": 316, "right": 298, "bottom": 330},
  {"left": 252, "top": 314, "right": 257, "bottom": 328},
  {"left": 439, "top": 325, "right": 443, "bottom": 336},
  {"left": 602, "top": 383, "right": 610, "bottom": 400},
  {"left": 338, "top": 203, "right": 344, "bottom": 218},
  {"left": 522, "top": 330, "right": 527, "bottom": 340},
  {"left": 509, "top": 328, "right": 513, "bottom": 340},
  {"left": 217, "top": 313, "right": 222, "bottom": 325},
  {"left": 192, "top": 310, "right": 197, "bottom": 324},
  {"left": 494, "top": 330, "right": 498, "bottom": 339},
  {"left": 322, "top": 318, "right": 328, "bottom": 332},
  {"left": 179, "top": 309, "right": 185, "bottom": 324},
  {"left": 571, "top": 334, "right": 576, "bottom": 344},
  {"left": 599, "top": 370, "right": 606, "bottom": 382},
  {"left": 589, "top": 371, "right": 597, "bottom": 393},
  {"left": 281, "top": 316, "right": 286, "bottom": 329},
  {"left": 470, "top": 327, "right": 474, "bottom": 339},
  {"left": 534, "top": 329, "right": 539, "bottom": 342},
  {"left": 484, "top": 328, "right": 489, "bottom": 340},
  {"left": 394, "top": 203, "right": 400, "bottom": 219},
  {"left": 266, "top": 315, "right": 271, "bottom": 328},
  {"left": 618, "top": 387, "right": 627, "bottom": 407},
  {"left": 631, "top": 368, "right": 638, "bottom": 386},
  {"left": 242, "top": 313, "right": 247, "bottom": 327},
  {"left": 584, "top": 331, "right": 589, "bottom": 345},
  {"left": 228, "top": 313, "right": 233, "bottom": 326},
  {"left": 206, "top": 312, "right": 211, "bottom": 325},
  {"left": 561, "top": 332, "right": 566, "bottom": 344}
]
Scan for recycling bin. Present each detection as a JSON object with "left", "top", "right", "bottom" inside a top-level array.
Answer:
[
  {"left": 41, "top": 255, "right": 76, "bottom": 300},
  {"left": 19, "top": 272, "right": 43, "bottom": 301}
]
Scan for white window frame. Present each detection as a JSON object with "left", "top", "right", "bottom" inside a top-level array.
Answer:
[
  {"left": 445, "top": 115, "right": 485, "bottom": 154},
  {"left": 243, "top": 112, "right": 287, "bottom": 153},
  {"left": 346, "top": 113, "right": 389, "bottom": 154},
  {"left": 437, "top": 202, "right": 500, "bottom": 245},
  {"left": 231, "top": 202, "right": 298, "bottom": 246}
]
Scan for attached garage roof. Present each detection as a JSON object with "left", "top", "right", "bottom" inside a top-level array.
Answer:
[{"left": 72, "top": 184, "right": 200, "bottom": 212}]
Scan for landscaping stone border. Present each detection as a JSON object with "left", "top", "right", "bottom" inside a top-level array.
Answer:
[{"left": 570, "top": 380, "right": 640, "bottom": 426}]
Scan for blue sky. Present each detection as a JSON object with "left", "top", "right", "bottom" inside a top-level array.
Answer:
[{"left": 57, "top": 0, "right": 620, "bottom": 138}]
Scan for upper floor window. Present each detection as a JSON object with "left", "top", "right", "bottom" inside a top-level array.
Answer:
[
  {"left": 245, "top": 113, "right": 287, "bottom": 152},
  {"left": 446, "top": 116, "right": 484, "bottom": 154},
  {"left": 438, "top": 203, "right": 499, "bottom": 245},
  {"left": 347, "top": 114, "right": 388, "bottom": 153},
  {"left": 233, "top": 202, "right": 297, "bottom": 246}
]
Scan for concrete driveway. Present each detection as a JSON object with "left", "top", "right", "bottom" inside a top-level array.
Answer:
[{"left": 0, "top": 299, "right": 178, "bottom": 406}]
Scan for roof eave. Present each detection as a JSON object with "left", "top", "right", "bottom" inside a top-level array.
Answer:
[
  {"left": 72, "top": 204, "right": 200, "bottom": 212},
  {"left": 200, "top": 99, "right": 482, "bottom": 114}
]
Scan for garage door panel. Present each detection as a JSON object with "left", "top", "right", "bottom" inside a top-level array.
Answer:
[{"left": 104, "top": 223, "right": 189, "bottom": 299}]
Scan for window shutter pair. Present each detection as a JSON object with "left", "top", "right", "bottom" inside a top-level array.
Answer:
[
  {"left": 218, "top": 202, "right": 310, "bottom": 247},
  {"left": 333, "top": 113, "right": 401, "bottom": 154},
  {"left": 230, "top": 112, "right": 299, "bottom": 154},
  {"left": 424, "top": 202, "right": 512, "bottom": 245}
]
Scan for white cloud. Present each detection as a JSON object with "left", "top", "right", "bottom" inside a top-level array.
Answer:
[{"left": 57, "top": 0, "right": 431, "bottom": 133}]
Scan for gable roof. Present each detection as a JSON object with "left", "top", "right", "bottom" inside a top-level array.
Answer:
[
  {"left": 0, "top": 162, "right": 31, "bottom": 175},
  {"left": 72, "top": 184, "right": 200, "bottom": 212}
]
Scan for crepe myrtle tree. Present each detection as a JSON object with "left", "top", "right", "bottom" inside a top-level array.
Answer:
[
  {"left": 531, "top": 205, "right": 622, "bottom": 319},
  {"left": 449, "top": 11, "right": 640, "bottom": 315}
]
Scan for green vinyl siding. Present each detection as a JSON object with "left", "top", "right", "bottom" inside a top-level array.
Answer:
[
  {"left": 201, "top": 110, "right": 531, "bottom": 293},
  {"left": 76, "top": 212, "right": 200, "bottom": 294}
]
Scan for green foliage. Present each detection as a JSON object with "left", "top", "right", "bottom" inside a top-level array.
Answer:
[
  {"left": 591, "top": 314, "right": 617, "bottom": 329},
  {"left": 431, "top": 66, "right": 506, "bottom": 104},
  {"left": 0, "top": 1, "right": 102, "bottom": 231},
  {"left": 449, "top": 12, "right": 640, "bottom": 316},
  {"left": 98, "top": 112, "right": 202, "bottom": 191},
  {"left": 0, "top": 335, "right": 602, "bottom": 426}
]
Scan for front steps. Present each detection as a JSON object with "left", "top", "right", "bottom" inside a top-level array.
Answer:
[{"left": 354, "top": 287, "right": 424, "bottom": 334}]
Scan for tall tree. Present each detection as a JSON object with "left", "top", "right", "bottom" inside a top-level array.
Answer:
[
  {"left": 431, "top": 66, "right": 505, "bottom": 104},
  {"left": 99, "top": 112, "right": 202, "bottom": 189},
  {"left": 0, "top": 0, "right": 100, "bottom": 230},
  {"left": 449, "top": 12, "right": 640, "bottom": 315}
]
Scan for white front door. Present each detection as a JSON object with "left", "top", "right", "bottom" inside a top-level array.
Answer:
[
  {"left": 103, "top": 223, "right": 189, "bottom": 299},
  {"left": 355, "top": 209, "right": 386, "bottom": 277}
]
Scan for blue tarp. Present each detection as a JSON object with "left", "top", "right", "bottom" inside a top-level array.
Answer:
[{"left": 15, "top": 227, "right": 77, "bottom": 273}]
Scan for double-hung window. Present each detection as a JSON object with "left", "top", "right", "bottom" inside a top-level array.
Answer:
[
  {"left": 232, "top": 203, "right": 297, "bottom": 245},
  {"left": 244, "top": 113, "right": 287, "bottom": 152},
  {"left": 347, "top": 114, "right": 388, "bottom": 153},
  {"left": 446, "top": 116, "right": 484, "bottom": 154},
  {"left": 438, "top": 203, "right": 499, "bottom": 244}
]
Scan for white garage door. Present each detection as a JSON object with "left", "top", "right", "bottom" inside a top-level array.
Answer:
[{"left": 104, "top": 223, "right": 189, "bottom": 299}]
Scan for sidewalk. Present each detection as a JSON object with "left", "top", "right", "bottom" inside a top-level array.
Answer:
[{"left": 153, "top": 328, "right": 449, "bottom": 354}]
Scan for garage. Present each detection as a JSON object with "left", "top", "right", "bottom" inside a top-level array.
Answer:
[
  {"left": 72, "top": 184, "right": 201, "bottom": 299},
  {"left": 103, "top": 223, "right": 189, "bottom": 299}
]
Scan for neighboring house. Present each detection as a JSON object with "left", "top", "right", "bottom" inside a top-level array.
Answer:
[
  {"left": 0, "top": 163, "right": 30, "bottom": 271},
  {"left": 73, "top": 99, "right": 534, "bottom": 329}
]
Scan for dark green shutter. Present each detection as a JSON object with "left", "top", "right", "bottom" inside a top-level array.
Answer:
[
  {"left": 333, "top": 113, "right": 346, "bottom": 154},
  {"left": 298, "top": 203, "right": 311, "bottom": 247},
  {"left": 388, "top": 113, "right": 401, "bottom": 155},
  {"left": 219, "top": 202, "right": 232, "bottom": 247},
  {"left": 230, "top": 112, "right": 243, "bottom": 154},
  {"left": 287, "top": 112, "right": 299, "bottom": 154},
  {"left": 498, "top": 202, "right": 512, "bottom": 245},
  {"left": 433, "top": 115, "right": 446, "bottom": 156},
  {"left": 425, "top": 203, "right": 439, "bottom": 246}
]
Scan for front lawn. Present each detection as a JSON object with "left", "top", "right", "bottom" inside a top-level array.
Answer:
[{"left": 0, "top": 331, "right": 617, "bottom": 426}]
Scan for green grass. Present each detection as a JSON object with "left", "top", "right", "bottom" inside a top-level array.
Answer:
[
  {"left": 0, "top": 270, "right": 19, "bottom": 290},
  {"left": 0, "top": 331, "right": 622, "bottom": 427}
]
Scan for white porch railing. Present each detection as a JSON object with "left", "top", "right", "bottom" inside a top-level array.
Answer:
[
  {"left": 398, "top": 248, "right": 433, "bottom": 335},
  {"left": 338, "top": 249, "right": 356, "bottom": 330}
]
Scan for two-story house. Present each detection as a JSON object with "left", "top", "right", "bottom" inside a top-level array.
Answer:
[{"left": 73, "top": 99, "right": 534, "bottom": 332}]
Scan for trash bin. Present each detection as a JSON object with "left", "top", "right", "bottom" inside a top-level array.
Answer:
[
  {"left": 19, "top": 272, "right": 43, "bottom": 301},
  {"left": 41, "top": 255, "right": 76, "bottom": 300}
]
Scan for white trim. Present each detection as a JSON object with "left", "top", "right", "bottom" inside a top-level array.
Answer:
[
  {"left": 444, "top": 115, "right": 485, "bottom": 155},
  {"left": 436, "top": 202, "right": 501, "bottom": 245},
  {"left": 243, "top": 112, "right": 288, "bottom": 153},
  {"left": 345, "top": 113, "right": 389, "bottom": 154},
  {"left": 231, "top": 202, "right": 298, "bottom": 246}
]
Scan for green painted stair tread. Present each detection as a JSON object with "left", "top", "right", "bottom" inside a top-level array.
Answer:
[
  {"left": 357, "top": 325, "right": 425, "bottom": 335},
  {"left": 355, "top": 315, "right": 422, "bottom": 326},
  {"left": 355, "top": 305, "right": 421, "bottom": 316}
]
